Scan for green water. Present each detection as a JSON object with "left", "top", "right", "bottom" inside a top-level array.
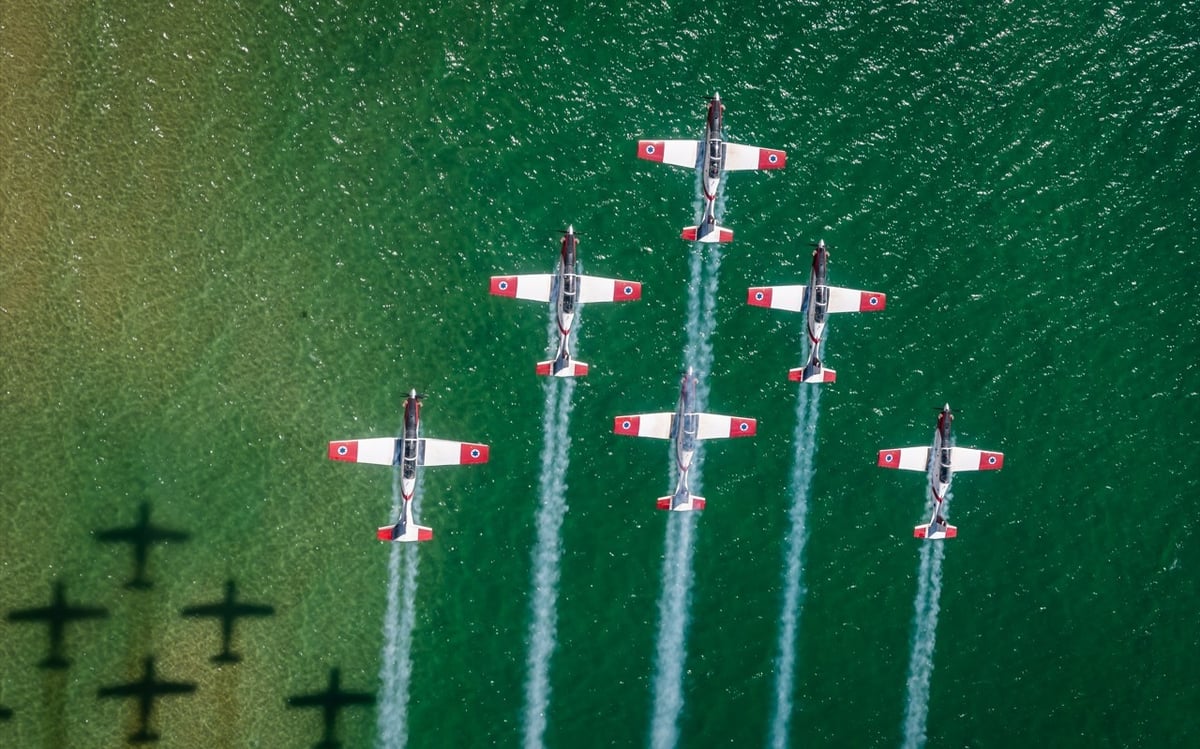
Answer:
[{"left": 2, "top": 1, "right": 1197, "bottom": 747}]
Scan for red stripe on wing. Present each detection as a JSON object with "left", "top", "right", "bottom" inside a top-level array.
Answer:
[
  {"left": 329, "top": 441, "right": 358, "bottom": 462},
  {"left": 614, "top": 416, "right": 641, "bottom": 435},
  {"left": 758, "top": 148, "right": 786, "bottom": 170},
  {"left": 490, "top": 276, "right": 518, "bottom": 297},
  {"left": 638, "top": 140, "right": 665, "bottom": 163}
]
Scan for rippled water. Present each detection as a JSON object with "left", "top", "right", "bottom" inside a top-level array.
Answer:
[{"left": 2, "top": 2, "right": 1197, "bottom": 747}]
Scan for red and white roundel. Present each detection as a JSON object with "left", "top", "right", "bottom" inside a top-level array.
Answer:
[
  {"left": 758, "top": 148, "right": 787, "bottom": 170},
  {"left": 747, "top": 287, "right": 773, "bottom": 307},
  {"left": 329, "top": 440, "right": 359, "bottom": 462},
  {"left": 638, "top": 140, "right": 666, "bottom": 163},
  {"left": 859, "top": 291, "right": 887, "bottom": 311},
  {"left": 729, "top": 417, "right": 757, "bottom": 437},
  {"left": 490, "top": 276, "right": 518, "bottom": 297},
  {"left": 878, "top": 449, "right": 901, "bottom": 468},
  {"left": 614, "top": 416, "right": 641, "bottom": 435}
]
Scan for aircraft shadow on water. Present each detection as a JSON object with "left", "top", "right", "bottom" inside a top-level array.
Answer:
[
  {"left": 286, "top": 667, "right": 374, "bottom": 749},
  {"left": 97, "top": 656, "right": 196, "bottom": 744},
  {"left": 5, "top": 579, "right": 108, "bottom": 669},
  {"left": 95, "top": 502, "right": 190, "bottom": 590},
  {"left": 180, "top": 579, "right": 275, "bottom": 664}
]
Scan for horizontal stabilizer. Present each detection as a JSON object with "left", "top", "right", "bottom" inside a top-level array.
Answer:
[
  {"left": 657, "top": 495, "right": 705, "bottom": 512},
  {"left": 681, "top": 224, "right": 733, "bottom": 243},
  {"left": 788, "top": 365, "right": 836, "bottom": 383},
  {"left": 377, "top": 524, "right": 433, "bottom": 543},
  {"left": 537, "top": 359, "right": 589, "bottom": 377},
  {"left": 914, "top": 523, "right": 957, "bottom": 540}
]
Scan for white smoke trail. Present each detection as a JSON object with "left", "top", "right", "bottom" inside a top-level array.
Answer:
[
  {"left": 649, "top": 185, "right": 724, "bottom": 749},
  {"left": 900, "top": 439, "right": 950, "bottom": 749},
  {"left": 766, "top": 377, "right": 822, "bottom": 749},
  {"left": 521, "top": 314, "right": 577, "bottom": 749},
  {"left": 377, "top": 467, "right": 423, "bottom": 748}
]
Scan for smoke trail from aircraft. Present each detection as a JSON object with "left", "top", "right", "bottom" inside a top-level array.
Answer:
[
  {"left": 900, "top": 447, "right": 949, "bottom": 749},
  {"left": 377, "top": 470, "right": 423, "bottom": 749},
  {"left": 766, "top": 378, "right": 822, "bottom": 749},
  {"left": 649, "top": 188, "right": 724, "bottom": 749},
  {"left": 521, "top": 318, "right": 577, "bottom": 749}
]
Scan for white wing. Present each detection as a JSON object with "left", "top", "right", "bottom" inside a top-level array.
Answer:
[
  {"left": 328, "top": 438, "right": 397, "bottom": 466},
  {"left": 724, "top": 142, "right": 786, "bottom": 171},
  {"left": 695, "top": 413, "right": 757, "bottom": 440},
  {"left": 576, "top": 275, "right": 642, "bottom": 303},
  {"left": 637, "top": 139, "right": 701, "bottom": 168},
  {"left": 949, "top": 447, "right": 1004, "bottom": 472},
  {"left": 747, "top": 284, "right": 807, "bottom": 312},
  {"left": 613, "top": 413, "right": 675, "bottom": 439},
  {"left": 826, "top": 286, "right": 887, "bottom": 313},
  {"left": 878, "top": 446, "right": 930, "bottom": 471},
  {"left": 419, "top": 438, "right": 489, "bottom": 466},
  {"left": 490, "top": 274, "right": 553, "bottom": 302}
]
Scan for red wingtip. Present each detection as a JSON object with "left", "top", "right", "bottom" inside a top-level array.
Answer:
[
  {"left": 614, "top": 415, "right": 641, "bottom": 435},
  {"left": 656, "top": 497, "right": 671, "bottom": 511},
  {"left": 377, "top": 525, "right": 398, "bottom": 542},
  {"left": 490, "top": 276, "right": 518, "bottom": 297},
  {"left": 535, "top": 362, "right": 552, "bottom": 376},
  {"left": 747, "top": 287, "right": 772, "bottom": 307},
  {"left": 329, "top": 441, "right": 358, "bottom": 462},
  {"left": 460, "top": 443, "right": 489, "bottom": 464}
]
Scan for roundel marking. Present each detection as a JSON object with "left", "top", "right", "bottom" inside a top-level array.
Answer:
[
  {"left": 987, "top": 455, "right": 997, "bottom": 465},
  {"left": 869, "top": 296, "right": 879, "bottom": 306},
  {"left": 768, "top": 153, "right": 779, "bottom": 164},
  {"left": 644, "top": 144, "right": 656, "bottom": 155},
  {"left": 624, "top": 285, "right": 634, "bottom": 295},
  {"left": 621, "top": 420, "right": 632, "bottom": 431},
  {"left": 738, "top": 421, "right": 749, "bottom": 432},
  {"left": 754, "top": 291, "right": 765, "bottom": 301},
  {"left": 470, "top": 448, "right": 481, "bottom": 459},
  {"left": 337, "top": 445, "right": 349, "bottom": 456},
  {"left": 885, "top": 453, "right": 895, "bottom": 463},
  {"left": 498, "top": 280, "right": 509, "bottom": 291}
]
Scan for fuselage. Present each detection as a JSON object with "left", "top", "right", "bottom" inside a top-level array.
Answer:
[
  {"left": 701, "top": 94, "right": 725, "bottom": 201},
  {"left": 400, "top": 390, "right": 422, "bottom": 500},
  {"left": 804, "top": 240, "right": 831, "bottom": 347},
  {"left": 553, "top": 226, "right": 579, "bottom": 337},
  {"left": 669, "top": 369, "right": 700, "bottom": 499},
  {"left": 930, "top": 404, "right": 955, "bottom": 504}
]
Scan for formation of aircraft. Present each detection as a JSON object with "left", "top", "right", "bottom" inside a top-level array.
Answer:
[
  {"left": 95, "top": 502, "right": 189, "bottom": 589},
  {"left": 637, "top": 92, "right": 786, "bottom": 242},
  {"left": 6, "top": 581, "right": 107, "bottom": 669},
  {"left": 878, "top": 404, "right": 1004, "bottom": 539},
  {"left": 180, "top": 579, "right": 274, "bottom": 663},
  {"left": 490, "top": 225, "right": 642, "bottom": 376},
  {"left": 286, "top": 667, "right": 374, "bottom": 749},
  {"left": 97, "top": 656, "right": 196, "bottom": 743},
  {"left": 614, "top": 367, "right": 756, "bottom": 511},
  {"left": 328, "top": 389, "right": 489, "bottom": 542},
  {"left": 747, "top": 239, "right": 886, "bottom": 382}
]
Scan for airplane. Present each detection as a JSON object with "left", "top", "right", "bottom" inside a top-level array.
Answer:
[
  {"left": 328, "top": 390, "right": 489, "bottom": 542},
  {"left": 637, "top": 92, "right": 786, "bottom": 242},
  {"left": 877, "top": 404, "right": 1004, "bottom": 539},
  {"left": 97, "top": 656, "right": 196, "bottom": 743},
  {"left": 6, "top": 580, "right": 108, "bottom": 669},
  {"left": 747, "top": 239, "right": 886, "bottom": 382},
  {"left": 286, "top": 667, "right": 374, "bottom": 749},
  {"left": 489, "top": 225, "right": 642, "bottom": 377},
  {"left": 95, "top": 502, "right": 189, "bottom": 589},
  {"left": 180, "top": 579, "right": 274, "bottom": 664},
  {"left": 613, "top": 367, "right": 756, "bottom": 511}
]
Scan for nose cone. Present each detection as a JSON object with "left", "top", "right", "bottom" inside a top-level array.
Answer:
[{"left": 567, "top": 224, "right": 574, "bottom": 234}]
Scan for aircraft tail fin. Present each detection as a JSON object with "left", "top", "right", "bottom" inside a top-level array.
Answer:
[
  {"left": 656, "top": 495, "right": 706, "bottom": 512},
  {"left": 914, "top": 522, "right": 957, "bottom": 540},
  {"left": 536, "top": 359, "right": 589, "bottom": 377},
  {"left": 377, "top": 523, "right": 434, "bottom": 542},
  {"left": 681, "top": 224, "right": 733, "bottom": 243}
]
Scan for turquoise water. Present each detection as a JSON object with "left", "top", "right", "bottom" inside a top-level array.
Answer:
[{"left": 2, "top": 1, "right": 1197, "bottom": 747}]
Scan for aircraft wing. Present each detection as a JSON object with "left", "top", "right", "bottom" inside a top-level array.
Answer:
[
  {"left": 576, "top": 275, "right": 642, "bottom": 303},
  {"left": 695, "top": 413, "right": 757, "bottom": 440},
  {"left": 419, "top": 438, "right": 489, "bottom": 466},
  {"left": 826, "top": 286, "right": 887, "bottom": 313},
  {"left": 328, "top": 438, "right": 397, "bottom": 466},
  {"left": 637, "top": 139, "right": 701, "bottom": 168},
  {"left": 877, "top": 446, "right": 931, "bottom": 471},
  {"left": 949, "top": 447, "right": 1004, "bottom": 472},
  {"left": 723, "top": 142, "right": 786, "bottom": 171},
  {"left": 613, "top": 413, "right": 675, "bottom": 439},
  {"left": 490, "top": 274, "right": 553, "bottom": 302},
  {"left": 747, "top": 284, "right": 807, "bottom": 312}
]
